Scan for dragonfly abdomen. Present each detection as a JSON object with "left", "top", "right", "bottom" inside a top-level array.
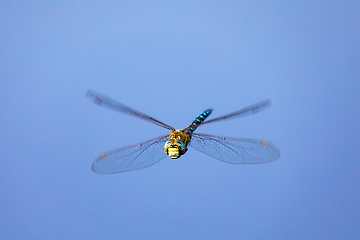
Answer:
[{"left": 187, "top": 109, "right": 212, "bottom": 133}]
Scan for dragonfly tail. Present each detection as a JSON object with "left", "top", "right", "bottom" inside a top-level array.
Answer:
[{"left": 187, "top": 109, "right": 212, "bottom": 133}]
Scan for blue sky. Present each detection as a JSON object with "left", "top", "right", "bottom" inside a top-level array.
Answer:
[{"left": 1, "top": 1, "right": 360, "bottom": 239}]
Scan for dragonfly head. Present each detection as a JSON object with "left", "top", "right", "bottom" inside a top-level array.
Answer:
[{"left": 164, "top": 138, "right": 187, "bottom": 159}]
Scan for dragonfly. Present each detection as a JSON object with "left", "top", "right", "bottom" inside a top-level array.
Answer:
[{"left": 86, "top": 90, "right": 280, "bottom": 174}]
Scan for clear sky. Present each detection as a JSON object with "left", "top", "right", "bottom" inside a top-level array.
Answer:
[{"left": 1, "top": 1, "right": 360, "bottom": 239}]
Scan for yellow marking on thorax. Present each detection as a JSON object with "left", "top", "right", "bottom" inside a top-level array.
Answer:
[
  {"left": 99, "top": 153, "right": 107, "bottom": 160},
  {"left": 168, "top": 130, "right": 192, "bottom": 147},
  {"left": 261, "top": 141, "right": 270, "bottom": 147}
]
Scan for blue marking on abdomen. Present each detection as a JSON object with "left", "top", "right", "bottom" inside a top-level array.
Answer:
[{"left": 188, "top": 109, "right": 212, "bottom": 133}]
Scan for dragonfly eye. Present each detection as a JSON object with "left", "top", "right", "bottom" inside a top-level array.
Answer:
[{"left": 164, "top": 139, "right": 186, "bottom": 159}]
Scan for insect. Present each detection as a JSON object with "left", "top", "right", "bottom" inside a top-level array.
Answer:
[{"left": 86, "top": 90, "right": 280, "bottom": 174}]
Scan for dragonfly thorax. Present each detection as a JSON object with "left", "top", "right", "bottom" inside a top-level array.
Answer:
[{"left": 164, "top": 130, "right": 192, "bottom": 159}]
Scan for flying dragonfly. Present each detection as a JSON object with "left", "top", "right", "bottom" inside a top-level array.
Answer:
[{"left": 86, "top": 90, "right": 280, "bottom": 174}]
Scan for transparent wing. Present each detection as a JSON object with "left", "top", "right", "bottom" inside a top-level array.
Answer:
[
  {"left": 201, "top": 99, "right": 271, "bottom": 126},
  {"left": 190, "top": 133, "right": 280, "bottom": 164},
  {"left": 86, "top": 90, "right": 175, "bottom": 131},
  {"left": 92, "top": 135, "right": 169, "bottom": 174}
]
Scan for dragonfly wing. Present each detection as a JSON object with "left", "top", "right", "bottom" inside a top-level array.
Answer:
[
  {"left": 92, "top": 135, "right": 169, "bottom": 174},
  {"left": 201, "top": 99, "right": 271, "bottom": 125},
  {"left": 86, "top": 90, "right": 175, "bottom": 131},
  {"left": 190, "top": 133, "right": 280, "bottom": 164}
]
